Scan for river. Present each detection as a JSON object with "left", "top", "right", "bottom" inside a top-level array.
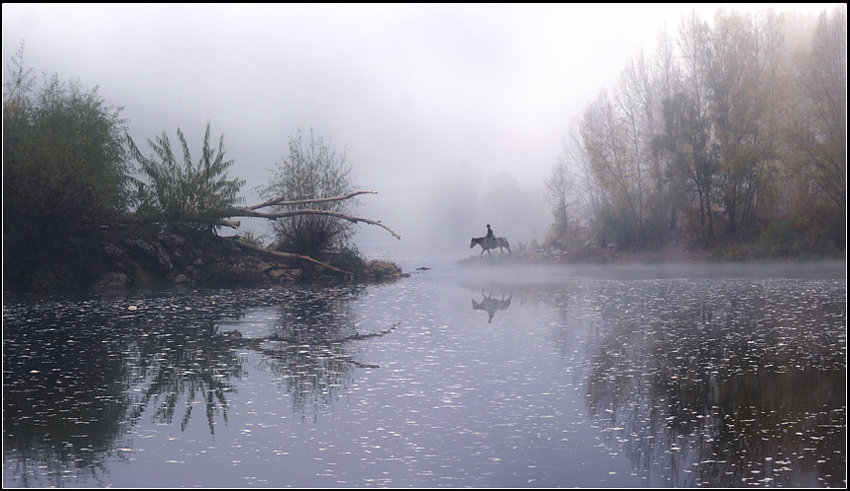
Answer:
[{"left": 2, "top": 258, "right": 846, "bottom": 487}]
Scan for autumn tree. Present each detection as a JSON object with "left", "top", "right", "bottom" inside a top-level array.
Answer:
[
  {"left": 547, "top": 120, "right": 603, "bottom": 249},
  {"left": 786, "top": 6, "right": 846, "bottom": 248},
  {"left": 581, "top": 90, "right": 643, "bottom": 248},
  {"left": 551, "top": 6, "right": 844, "bottom": 255}
]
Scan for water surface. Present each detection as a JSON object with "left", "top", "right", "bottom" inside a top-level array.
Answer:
[{"left": 3, "top": 261, "right": 846, "bottom": 487}]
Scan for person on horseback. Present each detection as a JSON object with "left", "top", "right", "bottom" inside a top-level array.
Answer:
[{"left": 470, "top": 227, "right": 511, "bottom": 257}]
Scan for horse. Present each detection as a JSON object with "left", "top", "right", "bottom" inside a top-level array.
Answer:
[
  {"left": 472, "top": 291, "right": 512, "bottom": 323},
  {"left": 470, "top": 236, "right": 511, "bottom": 257}
]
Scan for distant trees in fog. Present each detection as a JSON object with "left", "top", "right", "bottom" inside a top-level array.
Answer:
[{"left": 548, "top": 6, "right": 846, "bottom": 256}]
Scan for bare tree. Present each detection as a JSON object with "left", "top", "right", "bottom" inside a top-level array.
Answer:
[{"left": 788, "top": 6, "right": 846, "bottom": 209}]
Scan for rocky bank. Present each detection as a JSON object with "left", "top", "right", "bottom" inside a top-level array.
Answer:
[{"left": 93, "top": 232, "right": 407, "bottom": 290}]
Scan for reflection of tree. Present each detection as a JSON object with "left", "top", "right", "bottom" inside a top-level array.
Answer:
[
  {"left": 235, "top": 285, "right": 387, "bottom": 420},
  {"left": 549, "top": 279, "right": 846, "bottom": 487},
  {"left": 471, "top": 291, "right": 512, "bottom": 323},
  {"left": 124, "top": 321, "right": 243, "bottom": 435},
  {"left": 4, "top": 285, "right": 400, "bottom": 486},
  {"left": 3, "top": 303, "right": 132, "bottom": 487},
  {"left": 3, "top": 290, "right": 249, "bottom": 486}
]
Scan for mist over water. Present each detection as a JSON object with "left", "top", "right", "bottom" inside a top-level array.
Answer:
[
  {"left": 3, "top": 259, "right": 845, "bottom": 487},
  {"left": 4, "top": 5, "right": 845, "bottom": 485}
]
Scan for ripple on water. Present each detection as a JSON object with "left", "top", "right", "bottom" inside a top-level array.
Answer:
[{"left": 3, "top": 273, "right": 846, "bottom": 487}]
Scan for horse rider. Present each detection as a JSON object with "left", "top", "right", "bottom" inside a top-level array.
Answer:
[{"left": 486, "top": 224, "right": 494, "bottom": 241}]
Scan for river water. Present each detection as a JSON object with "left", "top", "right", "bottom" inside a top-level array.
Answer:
[{"left": 2, "top": 258, "right": 846, "bottom": 487}]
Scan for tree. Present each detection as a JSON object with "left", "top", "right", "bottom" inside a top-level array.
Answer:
[
  {"left": 546, "top": 121, "right": 597, "bottom": 248},
  {"left": 788, "top": 7, "right": 846, "bottom": 210},
  {"left": 582, "top": 90, "right": 644, "bottom": 248},
  {"left": 646, "top": 26, "right": 688, "bottom": 244},
  {"left": 259, "top": 129, "right": 358, "bottom": 257},
  {"left": 128, "top": 124, "right": 398, "bottom": 275},
  {"left": 555, "top": 5, "right": 844, "bottom": 256},
  {"left": 128, "top": 122, "right": 246, "bottom": 237},
  {"left": 545, "top": 154, "right": 574, "bottom": 247},
  {"left": 676, "top": 10, "right": 716, "bottom": 246},
  {"left": 3, "top": 44, "right": 131, "bottom": 290}
]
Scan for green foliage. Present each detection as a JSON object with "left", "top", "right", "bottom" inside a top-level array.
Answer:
[
  {"left": 261, "top": 128, "right": 359, "bottom": 257},
  {"left": 3, "top": 45, "right": 131, "bottom": 290},
  {"left": 753, "top": 221, "right": 796, "bottom": 258},
  {"left": 328, "top": 245, "right": 367, "bottom": 278},
  {"left": 129, "top": 122, "right": 245, "bottom": 237},
  {"left": 235, "top": 230, "right": 268, "bottom": 248}
]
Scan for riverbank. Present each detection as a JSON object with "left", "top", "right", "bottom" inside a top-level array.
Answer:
[
  {"left": 458, "top": 240, "right": 845, "bottom": 267},
  {"left": 91, "top": 230, "right": 408, "bottom": 291},
  {"left": 0, "top": 219, "right": 407, "bottom": 294}
]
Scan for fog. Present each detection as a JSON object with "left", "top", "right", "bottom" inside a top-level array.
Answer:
[{"left": 2, "top": 4, "right": 837, "bottom": 258}]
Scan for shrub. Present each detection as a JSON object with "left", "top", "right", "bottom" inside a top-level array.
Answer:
[
  {"left": 260, "top": 129, "right": 359, "bottom": 257},
  {"left": 3, "top": 46, "right": 131, "bottom": 290},
  {"left": 128, "top": 122, "right": 245, "bottom": 238}
]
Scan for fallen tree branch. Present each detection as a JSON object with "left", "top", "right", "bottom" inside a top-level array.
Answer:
[
  {"left": 224, "top": 207, "right": 401, "bottom": 240},
  {"left": 217, "top": 190, "right": 401, "bottom": 240},
  {"left": 225, "top": 238, "right": 354, "bottom": 277},
  {"left": 216, "top": 219, "right": 241, "bottom": 229},
  {"left": 221, "top": 322, "right": 401, "bottom": 369},
  {"left": 249, "top": 190, "right": 377, "bottom": 211}
]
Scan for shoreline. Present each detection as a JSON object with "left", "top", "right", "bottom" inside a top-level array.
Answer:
[{"left": 458, "top": 242, "right": 846, "bottom": 267}]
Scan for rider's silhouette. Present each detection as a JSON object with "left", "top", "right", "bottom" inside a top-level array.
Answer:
[{"left": 486, "top": 224, "right": 494, "bottom": 240}]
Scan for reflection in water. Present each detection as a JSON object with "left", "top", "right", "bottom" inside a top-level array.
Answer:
[
  {"left": 125, "top": 323, "right": 243, "bottom": 435},
  {"left": 3, "top": 301, "right": 134, "bottom": 487},
  {"left": 3, "top": 290, "right": 249, "bottom": 486},
  {"left": 3, "top": 286, "right": 392, "bottom": 486},
  {"left": 4, "top": 269, "right": 845, "bottom": 488},
  {"left": 235, "top": 285, "right": 390, "bottom": 419},
  {"left": 541, "top": 278, "right": 846, "bottom": 487},
  {"left": 471, "top": 291, "right": 512, "bottom": 322}
]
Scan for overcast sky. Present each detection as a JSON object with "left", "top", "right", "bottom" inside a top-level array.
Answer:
[{"left": 2, "top": 3, "right": 838, "bottom": 258}]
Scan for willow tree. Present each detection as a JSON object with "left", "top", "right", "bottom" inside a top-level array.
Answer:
[{"left": 3, "top": 44, "right": 132, "bottom": 290}]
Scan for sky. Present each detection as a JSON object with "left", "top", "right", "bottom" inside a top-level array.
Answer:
[{"left": 2, "top": 3, "right": 839, "bottom": 259}]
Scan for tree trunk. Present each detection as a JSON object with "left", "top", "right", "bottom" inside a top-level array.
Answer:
[{"left": 225, "top": 237, "right": 354, "bottom": 277}]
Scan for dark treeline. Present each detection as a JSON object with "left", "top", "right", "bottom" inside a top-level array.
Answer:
[
  {"left": 2, "top": 43, "right": 395, "bottom": 292},
  {"left": 547, "top": 6, "right": 846, "bottom": 258}
]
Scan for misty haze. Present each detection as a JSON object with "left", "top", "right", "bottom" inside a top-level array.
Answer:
[{"left": 3, "top": 3, "right": 846, "bottom": 488}]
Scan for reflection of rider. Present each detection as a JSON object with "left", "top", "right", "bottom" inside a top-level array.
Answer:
[
  {"left": 472, "top": 292, "right": 512, "bottom": 323},
  {"left": 486, "top": 224, "right": 494, "bottom": 240}
]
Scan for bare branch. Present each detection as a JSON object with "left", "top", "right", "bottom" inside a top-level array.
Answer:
[
  {"left": 249, "top": 190, "right": 377, "bottom": 211},
  {"left": 225, "top": 238, "right": 354, "bottom": 277},
  {"left": 224, "top": 207, "right": 402, "bottom": 240},
  {"left": 215, "top": 219, "right": 241, "bottom": 229}
]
